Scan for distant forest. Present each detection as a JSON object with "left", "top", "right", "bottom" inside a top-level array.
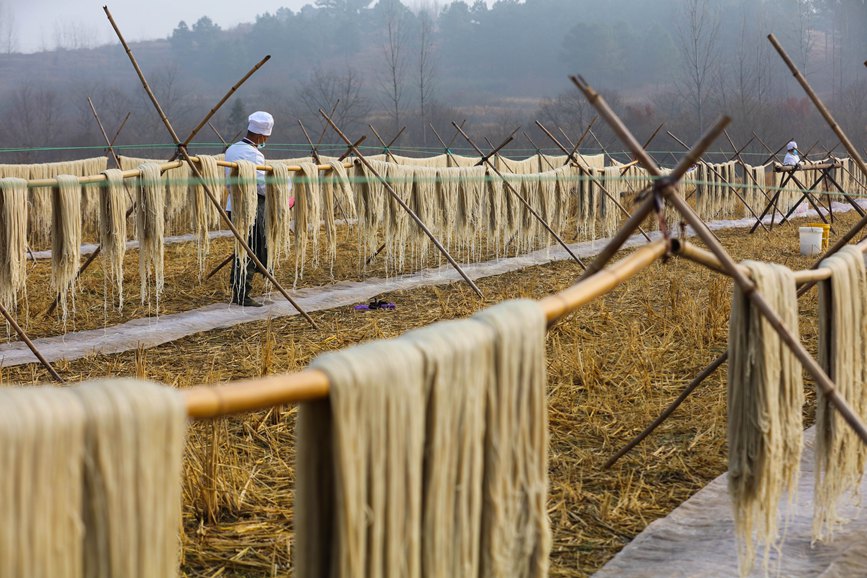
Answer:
[{"left": 0, "top": 0, "right": 865, "bottom": 165}]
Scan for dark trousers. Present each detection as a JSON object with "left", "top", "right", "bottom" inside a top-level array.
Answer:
[{"left": 229, "top": 196, "right": 267, "bottom": 301}]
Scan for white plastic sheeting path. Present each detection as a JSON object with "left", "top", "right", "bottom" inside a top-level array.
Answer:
[
  {"left": 593, "top": 429, "right": 867, "bottom": 577},
  {"left": 2, "top": 199, "right": 864, "bottom": 369}
]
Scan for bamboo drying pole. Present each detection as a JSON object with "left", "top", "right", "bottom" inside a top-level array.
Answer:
[
  {"left": 754, "top": 133, "right": 792, "bottom": 166},
  {"left": 452, "top": 122, "right": 588, "bottom": 269},
  {"left": 768, "top": 33, "right": 867, "bottom": 182},
  {"left": 320, "top": 109, "right": 485, "bottom": 298},
  {"left": 0, "top": 302, "right": 64, "bottom": 383},
  {"left": 722, "top": 130, "right": 787, "bottom": 221},
  {"left": 666, "top": 130, "right": 769, "bottom": 232},
  {"left": 473, "top": 128, "right": 519, "bottom": 167},
  {"left": 571, "top": 73, "right": 867, "bottom": 452},
  {"left": 103, "top": 5, "right": 319, "bottom": 329},
  {"left": 725, "top": 135, "right": 754, "bottom": 162},
  {"left": 611, "top": 183, "right": 867, "bottom": 466},
  {"left": 572, "top": 113, "right": 728, "bottom": 284},
  {"left": 183, "top": 238, "right": 669, "bottom": 418},
  {"left": 523, "top": 131, "right": 557, "bottom": 171},
  {"left": 429, "top": 121, "right": 467, "bottom": 166},
  {"left": 535, "top": 120, "right": 652, "bottom": 242},
  {"left": 558, "top": 116, "right": 597, "bottom": 166},
  {"left": 368, "top": 124, "right": 406, "bottom": 163},
  {"left": 619, "top": 122, "right": 664, "bottom": 176},
  {"left": 180, "top": 54, "right": 271, "bottom": 150}
]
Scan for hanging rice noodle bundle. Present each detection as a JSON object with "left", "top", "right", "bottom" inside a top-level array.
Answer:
[
  {"left": 325, "top": 159, "right": 357, "bottom": 219},
  {"left": 190, "top": 154, "right": 223, "bottom": 276},
  {"left": 164, "top": 161, "right": 191, "bottom": 226},
  {"left": 52, "top": 174, "right": 82, "bottom": 323},
  {"left": 457, "top": 166, "right": 486, "bottom": 251},
  {"left": 727, "top": 261, "right": 803, "bottom": 576},
  {"left": 448, "top": 154, "right": 482, "bottom": 168},
  {"left": 295, "top": 299, "right": 550, "bottom": 578},
  {"left": 410, "top": 166, "right": 437, "bottom": 263},
  {"left": 384, "top": 164, "right": 412, "bottom": 272},
  {"left": 0, "top": 379, "right": 186, "bottom": 578},
  {"left": 28, "top": 164, "right": 52, "bottom": 246},
  {"left": 294, "top": 162, "right": 322, "bottom": 283},
  {"left": 265, "top": 161, "right": 293, "bottom": 277},
  {"left": 437, "top": 167, "right": 460, "bottom": 249},
  {"left": 554, "top": 165, "right": 575, "bottom": 235},
  {"left": 136, "top": 163, "right": 166, "bottom": 309},
  {"left": 0, "top": 178, "right": 28, "bottom": 315},
  {"left": 356, "top": 160, "right": 387, "bottom": 263},
  {"left": 814, "top": 246, "right": 867, "bottom": 541},
  {"left": 484, "top": 167, "right": 505, "bottom": 252},
  {"left": 100, "top": 169, "right": 128, "bottom": 310},
  {"left": 228, "top": 160, "right": 258, "bottom": 292},
  {"left": 537, "top": 169, "right": 558, "bottom": 247}
]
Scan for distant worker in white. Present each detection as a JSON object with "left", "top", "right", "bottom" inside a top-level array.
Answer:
[
  {"left": 783, "top": 141, "right": 800, "bottom": 166},
  {"left": 225, "top": 111, "right": 279, "bottom": 307}
]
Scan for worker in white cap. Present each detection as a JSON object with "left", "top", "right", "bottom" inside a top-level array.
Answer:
[
  {"left": 783, "top": 141, "right": 800, "bottom": 166},
  {"left": 224, "top": 110, "right": 281, "bottom": 307}
]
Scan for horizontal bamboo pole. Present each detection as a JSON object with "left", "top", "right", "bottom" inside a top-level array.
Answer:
[
  {"left": 184, "top": 239, "right": 669, "bottom": 418},
  {"left": 25, "top": 157, "right": 355, "bottom": 189},
  {"left": 774, "top": 161, "right": 841, "bottom": 173},
  {"left": 672, "top": 239, "right": 859, "bottom": 284}
]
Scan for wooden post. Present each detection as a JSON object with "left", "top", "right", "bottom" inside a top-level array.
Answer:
[
  {"left": 322, "top": 110, "right": 485, "bottom": 298},
  {"left": 452, "top": 122, "right": 588, "bottom": 270},
  {"left": 0, "top": 302, "right": 64, "bottom": 383},
  {"left": 103, "top": 5, "right": 319, "bottom": 329}
]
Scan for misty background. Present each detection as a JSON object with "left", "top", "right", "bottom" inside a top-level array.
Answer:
[{"left": 0, "top": 0, "right": 864, "bottom": 165}]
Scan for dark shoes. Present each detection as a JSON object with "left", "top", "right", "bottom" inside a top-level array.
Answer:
[{"left": 231, "top": 295, "right": 263, "bottom": 307}]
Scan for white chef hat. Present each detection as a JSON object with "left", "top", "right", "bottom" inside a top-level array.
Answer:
[
  {"left": 247, "top": 111, "right": 274, "bottom": 136},
  {"left": 787, "top": 140, "right": 798, "bottom": 151}
]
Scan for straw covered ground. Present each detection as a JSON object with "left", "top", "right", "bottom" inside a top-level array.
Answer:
[{"left": 1, "top": 210, "right": 854, "bottom": 576}]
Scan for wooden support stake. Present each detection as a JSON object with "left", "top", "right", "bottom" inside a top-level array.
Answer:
[
  {"left": 0, "top": 302, "right": 64, "bottom": 383},
  {"left": 452, "top": 122, "right": 588, "bottom": 270},
  {"left": 322, "top": 110, "right": 484, "bottom": 298}
]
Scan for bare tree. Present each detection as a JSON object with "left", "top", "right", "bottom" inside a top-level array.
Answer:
[
  {"left": 296, "top": 67, "right": 371, "bottom": 138},
  {"left": 415, "top": 1, "right": 439, "bottom": 145},
  {"left": 675, "top": 0, "right": 721, "bottom": 135},
  {"left": 379, "top": 0, "right": 409, "bottom": 134},
  {"left": 0, "top": 1, "right": 16, "bottom": 54},
  {"left": 789, "top": 0, "right": 816, "bottom": 78},
  {"left": 0, "top": 86, "right": 63, "bottom": 161}
]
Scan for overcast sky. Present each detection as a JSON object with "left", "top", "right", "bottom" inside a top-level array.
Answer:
[{"left": 10, "top": 0, "right": 318, "bottom": 53}]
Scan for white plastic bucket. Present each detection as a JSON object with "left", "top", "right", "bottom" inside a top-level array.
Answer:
[{"left": 799, "top": 226, "right": 823, "bottom": 256}]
